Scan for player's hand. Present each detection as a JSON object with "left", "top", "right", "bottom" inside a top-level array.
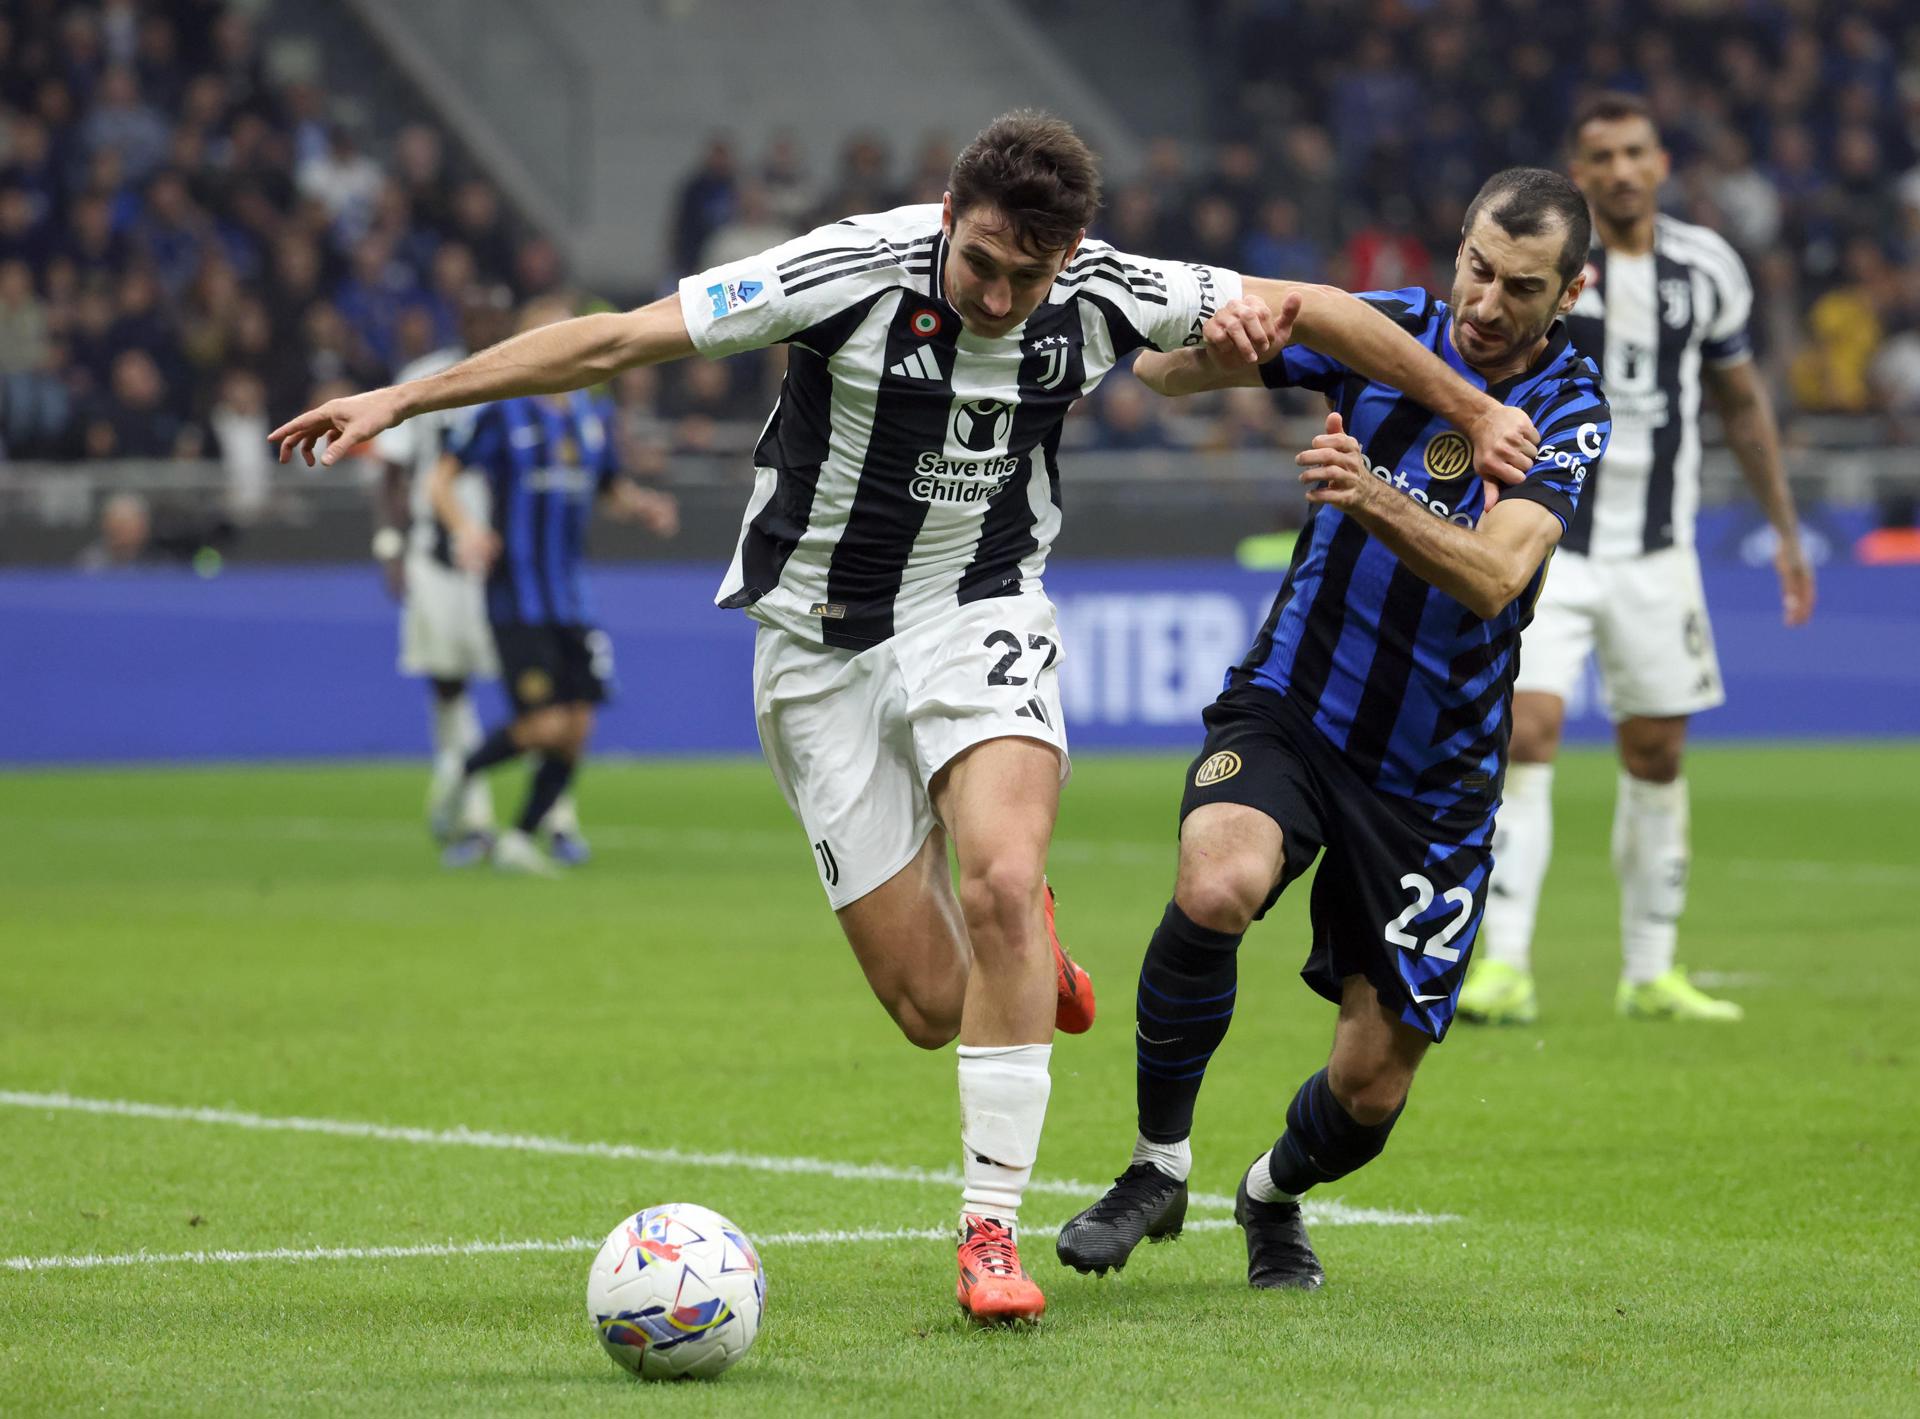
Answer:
[
  {"left": 453, "top": 525, "right": 500, "bottom": 575},
  {"left": 1295, "top": 411, "right": 1379, "bottom": 512},
  {"left": 1463, "top": 401, "right": 1540, "bottom": 486},
  {"left": 1776, "top": 535, "right": 1816, "bottom": 626},
  {"left": 271, "top": 386, "right": 406, "bottom": 467},
  {"left": 1201, "top": 293, "right": 1297, "bottom": 371},
  {"left": 608, "top": 483, "right": 680, "bottom": 537}
]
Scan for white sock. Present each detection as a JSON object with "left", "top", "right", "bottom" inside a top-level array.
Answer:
[
  {"left": 431, "top": 694, "right": 495, "bottom": 834},
  {"left": 1243, "top": 1149, "right": 1298, "bottom": 1204},
  {"left": 1616, "top": 773, "right": 1689, "bottom": 985},
  {"left": 1130, "top": 1134, "right": 1192, "bottom": 1182},
  {"left": 1482, "top": 762, "right": 1553, "bottom": 972},
  {"left": 957, "top": 1043, "right": 1052, "bottom": 1228},
  {"left": 544, "top": 792, "right": 580, "bottom": 836}
]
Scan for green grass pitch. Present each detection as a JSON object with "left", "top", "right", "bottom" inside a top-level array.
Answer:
[{"left": 3, "top": 746, "right": 1916, "bottom": 1415}]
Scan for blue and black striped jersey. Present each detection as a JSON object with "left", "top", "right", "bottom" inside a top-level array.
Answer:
[
  {"left": 451, "top": 391, "right": 618, "bottom": 627},
  {"left": 1238, "top": 286, "right": 1611, "bottom": 817}
]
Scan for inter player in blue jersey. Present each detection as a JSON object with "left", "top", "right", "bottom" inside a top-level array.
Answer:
[
  {"left": 426, "top": 299, "right": 678, "bottom": 874},
  {"left": 1058, "top": 169, "right": 1611, "bottom": 1291}
]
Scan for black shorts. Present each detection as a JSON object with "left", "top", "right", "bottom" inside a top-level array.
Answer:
[
  {"left": 1178, "top": 684, "right": 1495, "bottom": 1040},
  {"left": 491, "top": 621, "right": 614, "bottom": 714}
]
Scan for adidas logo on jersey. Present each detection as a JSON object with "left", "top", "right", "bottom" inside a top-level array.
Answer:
[{"left": 888, "top": 347, "right": 940, "bottom": 381}]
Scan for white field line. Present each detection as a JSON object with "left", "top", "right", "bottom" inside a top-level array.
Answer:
[
  {"left": 1688, "top": 971, "right": 1774, "bottom": 989},
  {"left": 0, "top": 1090, "right": 1454, "bottom": 1231},
  {"left": 33, "top": 814, "right": 1915, "bottom": 883},
  {"left": 2, "top": 1217, "right": 1301, "bottom": 1276}
]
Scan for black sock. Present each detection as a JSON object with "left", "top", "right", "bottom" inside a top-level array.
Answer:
[
  {"left": 517, "top": 754, "right": 576, "bottom": 834},
  {"left": 1136, "top": 901, "right": 1243, "bottom": 1144},
  {"left": 1267, "top": 1068, "right": 1403, "bottom": 1197},
  {"left": 463, "top": 725, "right": 521, "bottom": 776}
]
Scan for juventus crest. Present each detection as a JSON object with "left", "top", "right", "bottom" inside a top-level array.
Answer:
[{"left": 1028, "top": 333, "right": 1072, "bottom": 391}]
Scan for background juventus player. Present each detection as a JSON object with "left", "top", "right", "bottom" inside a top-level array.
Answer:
[
  {"left": 1461, "top": 93, "right": 1815, "bottom": 1027},
  {"left": 269, "top": 111, "right": 1541, "bottom": 1324}
]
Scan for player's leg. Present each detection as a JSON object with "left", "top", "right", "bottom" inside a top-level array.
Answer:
[
  {"left": 931, "top": 734, "right": 1061, "bottom": 1322},
  {"left": 1466, "top": 554, "right": 1597, "bottom": 1023},
  {"left": 487, "top": 703, "right": 576, "bottom": 875},
  {"left": 1460, "top": 689, "right": 1560, "bottom": 1022},
  {"left": 752, "top": 623, "right": 971, "bottom": 1047},
  {"left": 1599, "top": 550, "right": 1737, "bottom": 1020},
  {"left": 408, "top": 557, "right": 497, "bottom": 850},
  {"left": 1236, "top": 974, "right": 1429, "bottom": 1289},
  {"left": 1611, "top": 713, "right": 1735, "bottom": 1018},
  {"left": 544, "top": 627, "right": 610, "bottom": 865},
  {"left": 544, "top": 789, "right": 588, "bottom": 865},
  {"left": 1056, "top": 801, "right": 1288, "bottom": 1277},
  {"left": 1059, "top": 692, "right": 1321, "bottom": 1277},
  {"left": 832, "top": 826, "right": 971, "bottom": 1049}
]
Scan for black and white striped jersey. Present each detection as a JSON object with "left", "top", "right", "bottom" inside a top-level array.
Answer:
[
  {"left": 1562, "top": 213, "right": 1753, "bottom": 559},
  {"left": 677, "top": 204, "right": 1240, "bottom": 649},
  {"left": 374, "top": 345, "right": 484, "bottom": 569}
]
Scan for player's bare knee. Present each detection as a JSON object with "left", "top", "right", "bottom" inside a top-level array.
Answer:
[
  {"left": 892, "top": 1000, "right": 960, "bottom": 1051},
  {"left": 1172, "top": 859, "right": 1268, "bottom": 935},
  {"left": 957, "top": 854, "right": 1046, "bottom": 949},
  {"left": 1621, "top": 741, "right": 1682, "bottom": 784},
  {"left": 1326, "top": 1061, "right": 1411, "bottom": 1126}
]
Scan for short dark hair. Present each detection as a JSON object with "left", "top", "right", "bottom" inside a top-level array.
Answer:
[
  {"left": 1461, "top": 167, "right": 1592, "bottom": 287},
  {"left": 948, "top": 110, "right": 1101, "bottom": 257},
  {"left": 1568, "top": 91, "right": 1657, "bottom": 150}
]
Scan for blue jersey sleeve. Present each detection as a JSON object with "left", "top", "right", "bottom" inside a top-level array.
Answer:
[
  {"left": 1259, "top": 286, "right": 1437, "bottom": 394},
  {"left": 592, "top": 398, "right": 620, "bottom": 493},
  {"left": 1499, "top": 376, "right": 1611, "bottom": 529},
  {"left": 450, "top": 402, "right": 505, "bottom": 475}
]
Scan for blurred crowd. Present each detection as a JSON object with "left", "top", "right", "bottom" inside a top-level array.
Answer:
[
  {"left": 674, "top": 0, "right": 1919, "bottom": 449},
  {"left": 3, "top": 0, "right": 1917, "bottom": 491}
]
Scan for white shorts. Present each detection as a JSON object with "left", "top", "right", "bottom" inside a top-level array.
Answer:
[
  {"left": 754, "top": 594, "right": 1071, "bottom": 909},
  {"left": 400, "top": 557, "right": 498, "bottom": 681},
  {"left": 1514, "top": 546, "right": 1725, "bottom": 722}
]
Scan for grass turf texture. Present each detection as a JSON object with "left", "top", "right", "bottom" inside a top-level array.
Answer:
[{"left": 2, "top": 747, "right": 1916, "bottom": 1416}]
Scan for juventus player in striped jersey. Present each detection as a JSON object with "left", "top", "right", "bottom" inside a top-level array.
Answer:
[
  {"left": 270, "top": 111, "right": 1542, "bottom": 1324},
  {"left": 1461, "top": 94, "right": 1815, "bottom": 1028}
]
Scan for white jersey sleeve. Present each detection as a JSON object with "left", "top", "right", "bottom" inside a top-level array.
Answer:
[
  {"left": 1056, "top": 239, "right": 1243, "bottom": 354},
  {"left": 1692, "top": 227, "right": 1754, "bottom": 366},
  {"left": 677, "top": 210, "right": 937, "bottom": 360}
]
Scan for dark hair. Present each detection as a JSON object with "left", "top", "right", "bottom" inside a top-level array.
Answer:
[
  {"left": 1569, "top": 91, "right": 1658, "bottom": 152},
  {"left": 1461, "top": 167, "right": 1592, "bottom": 286},
  {"left": 947, "top": 110, "right": 1101, "bottom": 257}
]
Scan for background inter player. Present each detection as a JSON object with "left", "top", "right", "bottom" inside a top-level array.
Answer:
[
  {"left": 1057, "top": 170, "right": 1610, "bottom": 1292},
  {"left": 1461, "top": 94, "right": 1815, "bottom": 1027},
  {"left": 270, "top": 112, "right": 1540, "bottom": 1323},
  {"left": 426, "top": 298, "right": 678, "bottom": 875}
]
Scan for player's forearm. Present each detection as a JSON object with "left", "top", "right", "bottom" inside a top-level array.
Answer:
[
  {"left": 1348, "top": 494, "right": 1539, "bottom": 620},
  {"left": 1718, "top": 377, "right": 1798, "bottom": 536},
  {"left": 1134, "top": 346, "right": 1212, "bottom": 395},
  {"left": 394, "top": 302, "right": 693, "bottom": 421},
  {"left": 1244, "top": 280, "right": 1499, "bottom": 432}
]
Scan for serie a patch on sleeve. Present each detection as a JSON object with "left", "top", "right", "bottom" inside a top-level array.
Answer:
[{"left": 705, "top": 277, "right": 768, "bottom": 320}]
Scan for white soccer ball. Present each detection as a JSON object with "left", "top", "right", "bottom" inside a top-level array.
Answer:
[{"left": 586, "top": 1203, "right": 766, "bottom": 1380}]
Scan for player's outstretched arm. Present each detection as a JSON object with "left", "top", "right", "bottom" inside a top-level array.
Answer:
[
  {"left": 271, "top": 298, "right": 698, "bottom": 468},
  {"left": 1242, "top": 278, "right": 1540, "bottom": 484},
  {"left": 1703, "top": 359, "right": 1814, "bottom": 626},
  {"left": 1297, "top": 413, "right": 1560, "bottom": 619}
]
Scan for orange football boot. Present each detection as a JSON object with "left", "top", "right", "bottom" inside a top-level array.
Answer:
[
  {"left": 956, "top": 1214, "right": 1046, "bottom": 1324},
  {"left": 1045, "top": 881, "right": 1096, "bottom": 1034}
]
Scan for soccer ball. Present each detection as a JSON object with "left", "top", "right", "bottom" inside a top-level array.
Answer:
[{"left": 586, "top": 1203, "right": 766, "bottom": 1380}]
